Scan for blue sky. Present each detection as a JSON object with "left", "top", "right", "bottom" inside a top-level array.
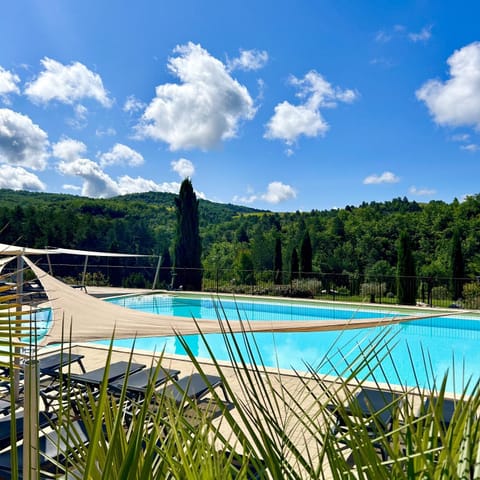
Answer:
[{"left": 0, "top": 0, "right": 479, "bottom": 212}]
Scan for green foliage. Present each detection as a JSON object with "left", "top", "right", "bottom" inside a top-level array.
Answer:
[
  {"left": 274, "top": 237, "right": 282, "bottom": 285},
  {"left": 396, "top": 231, "right": 417, "bottom": 305},
  {"left": 462, "top": 282, "right": 480, "bottom": 309},
  {"left": 290, "top": 247, "right": 299, "bottom": 282},
  {"left": 450, "top": 230, "right": 465, "bottom": 300},
  {"left": 234, "top": 249, "right": 255, "bottom": 285},
  {"left": 300, "top": 231, "right": 312, "bottom": 277},
  {"left": 173, "top": 179, "right": 202, "bottom": 291}
]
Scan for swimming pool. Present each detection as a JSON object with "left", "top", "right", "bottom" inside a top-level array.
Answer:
[{"left": 101, "top": 294, "right": 480, "bottom": 394}]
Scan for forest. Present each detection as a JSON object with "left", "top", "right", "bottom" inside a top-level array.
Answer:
[{"left": 1, "top": 189, "right": 479, "bottom": 305}]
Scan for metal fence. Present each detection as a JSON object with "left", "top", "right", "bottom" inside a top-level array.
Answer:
[{"left": 25, "top": 260, "right": 480, "bottom": 310}]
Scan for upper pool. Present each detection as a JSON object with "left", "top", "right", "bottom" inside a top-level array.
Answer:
[{"left": 103, "top": 294, "right": 480, "bottom": 394}]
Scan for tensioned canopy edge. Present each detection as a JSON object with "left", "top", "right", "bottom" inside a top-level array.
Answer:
[
  {"left": 23, "top": 257, "right": 463, "bottom": 347},
  {"left": 0, "top": 242, "right": 151, "bottom": 257}
]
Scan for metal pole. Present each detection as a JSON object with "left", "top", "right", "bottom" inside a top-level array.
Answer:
[
  {"left": 14, "top": 255, "right": 24, "bottom": 399},
  {"left": 81, "top": 255, "right": 89, "bottom": 290},
  {"left": 152, "top": 255, "right": 162, "bottom": 290},
  {"left": 23, "top": 359, "right": 39, "bottom": 480}
]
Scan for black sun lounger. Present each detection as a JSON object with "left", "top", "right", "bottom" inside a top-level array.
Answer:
[
  {"left": 109, "top": 366, "right": 180, "bottom": 400},
  {"left": 0, "top": 420, "right": 88, "bottom": 479},
  {"left": 38, "top": 352, "right": 86, "bottom": 376},
  {"left": 0, "top": 410, "right": 56, "bottom": 450},
  {"left": 66, "top": 361, "right": 146, "bottom": 389},
  {"left": 40, "top": 361, "right": 145, "bottom": 412},
  {"left": 160, "top": 373, "right": 229, "bottom": 405}
]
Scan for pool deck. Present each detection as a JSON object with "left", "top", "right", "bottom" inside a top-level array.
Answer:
[{"left": 34, "top": 341, "right": 431, "bottom": 477}]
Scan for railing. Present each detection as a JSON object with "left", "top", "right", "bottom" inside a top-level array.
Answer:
[{"left": 26, "top": 261, "right": 480, "bottom": 310}]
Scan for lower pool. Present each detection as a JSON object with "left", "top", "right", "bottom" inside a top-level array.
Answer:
[{"left": 100, "top": 295, "right": 480, "bottom": 394}]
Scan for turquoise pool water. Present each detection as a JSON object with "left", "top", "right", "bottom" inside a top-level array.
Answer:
[{"left": 101, "top": 295, "right": 480, "bottom": 394}]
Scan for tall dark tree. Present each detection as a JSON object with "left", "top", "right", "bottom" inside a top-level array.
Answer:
[
  {"left": 290, "top": 247, "right": 299, "bottom": 281},
  {"left": 173, "top": 179, "right": 202, "bottom": 290},
  {"left": 300, "top": 231, "right": 312, "bottom": 278},
  {"left": 396, "top": 230, "right": 416, "bottom": 305},
  {"left": 450, "top": 229, "right": 465, "bottom": 300},
  {"left": 274, "top": 237, "right": 283, "bottom": 284}
]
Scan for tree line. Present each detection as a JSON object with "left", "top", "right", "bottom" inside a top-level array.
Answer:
[{"left": 0, "top": 186, "right": 479, "bottom": 304}]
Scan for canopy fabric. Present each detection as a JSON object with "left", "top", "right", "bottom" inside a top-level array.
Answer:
[
  {"left": 0, "top": 256, "right": 15, "bottom": 273},
  {"left": 0, "top": 242, "right": 150, "bottom": 257},
  {"left": 23, "top": 257, "right": 461, "bottom": 347}
]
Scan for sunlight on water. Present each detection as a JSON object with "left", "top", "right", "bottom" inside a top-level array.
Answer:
[{"left": 102, "top": 294, "right": 480, "bottom": 394}]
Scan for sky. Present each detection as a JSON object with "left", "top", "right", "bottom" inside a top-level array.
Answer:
[{"left": 0, "top": 0, "right": 480, "bottom": 212}]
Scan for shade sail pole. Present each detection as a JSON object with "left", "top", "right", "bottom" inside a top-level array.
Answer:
[
  {"left": 81, "top": 255, "right": 89, "bottom": 289},
  {"left": 152, "top": 255, "right": 162, "bottom": 290},
  {"left": 23, "top": 359, "right": 39, "bottom": 479},
  {"left": 14, "top": 255, "right": 23, "bottom": 399}
]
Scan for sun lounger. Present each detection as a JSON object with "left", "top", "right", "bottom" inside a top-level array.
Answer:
[
  {"left": 38, "top": 352, "right": 86, "bottom": 376},
  {"left": 0, "top": 410, "right": 56, "bottom": 450},
  {"left": 0, "top": 399, "right": 10, "bottom": 416},
  {"left": 66, "top": 361, "right": 145, "bottom": 389},
  {"left": 109, "top": 366, "right": 180, "bottom": 400},
  {"left": 0, "top": 419, "right": 88, "bottom": 479},
  {"left": 40, "top": 361, "right": 146, "bottom": 412},
  {"left": 160, "top": 373, "right": 229, "bottom": 405},
  {"left": 329, "top": 386, "right": 403, "bottom": 460}
]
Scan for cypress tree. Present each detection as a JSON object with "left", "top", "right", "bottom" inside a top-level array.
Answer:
[
  {"left": 290, "top": 247, "right": 299, "bottom": 281},
  {"left": 300, "top": 231, "right": 312, "bottom": 278},
  {"left": 450, "top": 230, "right": 465, "bottom": 300},
  {"left": 274, "top": 237, "right": 282, "bottom": 284},
  {"left": 173, "top": 179, "right": 202, "bottom": 291},
  {"left": 396, "top": 230, "right": 416, "bottom": 305}
]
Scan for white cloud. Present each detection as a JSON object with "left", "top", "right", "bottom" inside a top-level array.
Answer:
[
  {"left": 409, "top": 185, "right": 436, "bottom": 196},
  {"left": 95, "top": 127, "right": 116, "bottom": 137},
  {"left": 171, "top": 158, "right": 195, "bottom": 178},
  {"left": 116, "top": 176, "right": 181, "bottom": 195},
  {"left": 416, "top": 42, "right": 480, "bottom": 129},
  {"left": 55, "top": 144, "right": 187, "bottom": 198},
  {"left": 0, "top": 67, "right": 20, "bottom": 100},
  {"left": 0, "top": 164, "right": 46, "bottom": 191},
  {"left": 451, "top": 133, "right": 470, "bottom": 142},
  {"left": 52, "top": 138, "right": 87, "bottom": 162},
  {"left": 123, "top": 94, "right": 146, "bottom": 113},
  {"left": 57, "top": 157, "right": 119, "bottom": 198},
  {"left": 262, "top": 181, "right": 297, "bottom": 203},
  {"left": 375, "top": 30, "right": 392, "bottom": 43},
  {"left": 99, "top": 143, "right": 144, "bottom": 167},
  {"left": 25, "top": 57, "right": 112, "bottom": 107},
  {"left": 135, "top": 42, "right": 256, "bottom": 150},
  {"left": 233, "top": 181, "right": 296, "bottom": 205},
  {"left": 0, "top": 108, "right": 49, "bottom": 170},
  {"left": 461, "top": 143, "right": 480, "bottom": 152},
  {"left": 227, "top": 49, "right": 268, "bottom": 71},
  {"left": 264, "top": 70, "right": 357, "bottom": 145},
  {"left": 363, "top": 171, "right": 400, "bottom": 185},
  {"left": 62, "top": 184, "right": 81, "bottom": 192},
  {"left": 408, "top": 25, "right": 432, "bottom": 42}
]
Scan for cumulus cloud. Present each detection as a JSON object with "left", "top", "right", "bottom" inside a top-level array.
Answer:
[
  {"left": 95, "top": 127, "right": 116, "bottom": 137},
  {"left": 0, "top": 108, "right": 49, "bottom": 170},
  {"left": 135, "top": 42, "right": 256, "bottom": 150},
  {"left": 409, "top": 185, "right": 436, "bottom": 196},
  {"left": 171, "top": 158, "right": 195, "bottom": 178},
  {"left": 62, "top": 184, "right": 81, "bottom": 192},
  {"left": 52, "top": 138, "right": 87, "bottom": 162},
  {"left": 54, "top": 140, "right": 185, "bottom": 198},
  {"left": 233, "top": 181, "right": 296, "bottom": 205},
  {"left": 116, "top": 176, "right": 181, "bottom": 195},
  {"left": 264, "top": 70, "right": 357, "bottom": 146},
  {"left": 363, "top": 171, "right": 400, "bottom": 184},
  {"left": 25, "top": 57, "right": 112, "bottom": 107},
  {"left": 416, "top": 42, "right": 480, "bottom": 129},
  {"left": 0, "top": 67, "right": 20, "bottom": 100},
  {"left": 0, "top": 164, "right": 46, "bottom": 191},
  {"left": 227, "top": 49, "right": 268, "bottom": 71},
  {"left": 99, "top": 143, "right": 144, "bottom": 167}
]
